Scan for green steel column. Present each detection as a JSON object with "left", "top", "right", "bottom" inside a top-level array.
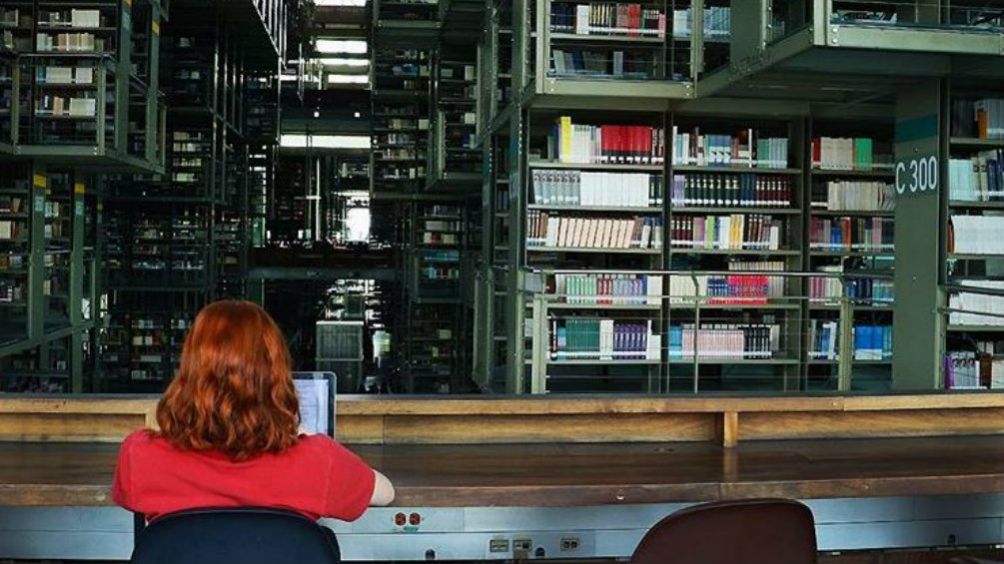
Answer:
[
  {"left": 69, "top": 178, "right": 86, "bottom": 392},
  {"left": 115, "top": 0, "right": 134, "bottom": 154},
  {"left": 892, "top": 79, "right": 945, "bottom": 390},
  {"left": 146, "top": 8, "right": 162, "bottom": 164},
  {"left": 27, "top": 167, "right": 46, "bottom": 341}
]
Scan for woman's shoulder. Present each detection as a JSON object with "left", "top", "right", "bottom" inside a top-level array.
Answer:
[{"left": 120, "top": 429, "right": 169, "bottom": 455}]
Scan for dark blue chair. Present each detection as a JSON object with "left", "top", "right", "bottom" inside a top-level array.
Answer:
[{"left": 130, "top": 507, "right": 340, "bottom": 564}]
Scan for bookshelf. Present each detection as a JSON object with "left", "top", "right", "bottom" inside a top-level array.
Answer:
[
  {"left": 1, "top": 0, "right": 165, "bottom": 171},
  {"left": 943, "top": 84, "right": 1004, "bottom": 390},
  {"left": 371, "top": 48, "right": 432, "bottom": 196},
  {"left": 0, "top": 335, "right": 72, "bottom": 393},
  {"left": 519, "top": 0, "right": 730, "bottom": 100},
  {"left": 428, "top": 51, "right": 480, "bottom": 188},
  {"left": 804, "top": 117, "right": 896, "bottom": 392},
  {"left": 0, "top": 164, "right": 30, "bottom": 347}
]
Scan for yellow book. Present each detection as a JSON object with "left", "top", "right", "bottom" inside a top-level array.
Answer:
[{"left": 559, "top": 116, "right": 573, "bottom": 163}]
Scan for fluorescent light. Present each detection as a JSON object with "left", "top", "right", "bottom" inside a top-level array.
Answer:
[
  {"left": 314, "top": 58, "right": 369, "bottom": 67},
  {"left": 327, "top": 74, "right": 369, "bottom": 84},
  {"left": 315, "top": 39, "right": 367, "bottom": 54},
  {"left": 315, "top": 0, "right": 367, "bottom": 6},
  {"left": 280, "top": 134, "right": 371, "bottom": 150}
]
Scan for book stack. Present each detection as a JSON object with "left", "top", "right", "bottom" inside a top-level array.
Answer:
[
  {"left": 809, "top": 266, "right": 894, "bottom": 304},
  {"left": 532, "top": 170, "right": 660, "bottom": 207},
  {"left": 0, "top": 279, "right": 25, "bottom": 303},
  {"left": 811, "top": 137, "right": 892, "bottom": 171},
  {"left": 36, "top": 32, "right": 105, "bottom": 52},
  {"left": 550, "top": 318, "right": 660, "bottom": 360},
  {"left": 944, "top": 351, "right": 983, "bottom": 389},
  {"left": 554, "top": 273, "right": 663, "bottom": 305},
  {"left": 816, "top": 180, "right": 896, "bottom": 211},
  {"left": 809, "top": 322, "right": 892, "bottom": 361},
  {"left": 668, "top": 323, "right": 779, "bottom": 359},
  {"left": 553, "top": 117, "right": 664, "bottom": 164},
  {"left": 949, "top": 150, "right": 1003, "bottom": 201},
  {"left": 809, "top": 216, "right": 894, "bottom": 252},
  {"left": 950, "top": 215, "right": 1004, "bottom": 255},
  {"left": 0, "top": 253, "right": 25, "bottom": 271},
  {"left": 671, "top": 127, "right": 788, "bottom": 169},
  {"left": 550, "top": 2, "right": 667, "bottom": 37},
  {"left": 35, "top": 94, "right": 97, "bottom": 117},
  {"left": 551, "top": 48, "right": 651, "bottom": 78},
  {"left": 671, "top": 174, "right": 791, "bottom": 207},
  {"left": 670, "top": 214, "right": 784, "bottom": 251},
  {"left": 421, "top": 231, "right": 458, "bottom": 245},
  {"left": 951, "top": 98, "right": 1004, "bottom": 140},
  {"left": 668, "top": 260, "right": 786, "bottom": 304},
  {"left": 527, "top": 212, "right": 663, "bottom": 250},
  {"left": 36, "top": 65, "right": 94, "bottom": 85},
  {"left": 0, "top": 196, "right": 24, "bottom": 214},
  {"left": 948, "top": 280, "right": 1004, "bottom": 327},
  {"left": 40, "top": 9, "right": 102, "bottom": 27},
  {"left": 672, "top": 6, "right": 730, "bottom": 39},
  {"left": 0, "top": 219, "right": 23, "bottom": 240}
]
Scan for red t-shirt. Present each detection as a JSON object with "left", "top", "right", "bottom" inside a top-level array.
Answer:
[{"left": 112, "top": 430, "right": 376, "bottom": 522}]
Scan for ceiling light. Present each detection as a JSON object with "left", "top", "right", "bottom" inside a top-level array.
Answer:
[
  {"left": 315, "top": 39, "right": 368, "bottom": 55},
  {"left": 280, "top": 134, "right": 371, "bottom": 149}
]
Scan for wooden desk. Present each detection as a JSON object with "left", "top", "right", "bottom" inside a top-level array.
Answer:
[{"left": 2, "top": 436, "right": 1003, "bottom": 508}]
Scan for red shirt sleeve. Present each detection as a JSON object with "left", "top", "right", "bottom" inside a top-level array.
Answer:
[
  {"left": 112, "top": 430, "right": 145, "bottom": 512},
  {"left": 316, "top": 436, "right": 376, "bottom": 521}
]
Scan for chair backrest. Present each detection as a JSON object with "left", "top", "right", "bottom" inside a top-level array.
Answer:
[
  {"left": 631, "top": 499, "right": 817, "bottom": 564},
  {"left": 130, "top": 507, "right": 340, "bottom": 564}
]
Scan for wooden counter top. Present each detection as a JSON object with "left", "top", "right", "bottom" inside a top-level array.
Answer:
[{"left": 2, "top": 436, "right": 1003, "bottom": 508}]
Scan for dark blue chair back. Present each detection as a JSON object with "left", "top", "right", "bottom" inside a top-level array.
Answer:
[{"left": 130, "top": 507, "right": 340, "bottom": 564}]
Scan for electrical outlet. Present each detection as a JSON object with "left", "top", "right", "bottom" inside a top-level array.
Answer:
[
  {"left": 560, "top": 537, "right": 580, "bottom": 551},
  {"left": 489, "top": 539, "right": 510, "bottom": 553}
]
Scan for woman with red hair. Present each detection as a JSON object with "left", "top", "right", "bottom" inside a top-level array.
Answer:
[{"left": 112, "top": 300, "right": 394, "bottom": 522}]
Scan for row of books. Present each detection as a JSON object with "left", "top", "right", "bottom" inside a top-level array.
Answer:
[
  {"left": 811, "top": 137, "right": 891, "bottom": 171},
  {"left": 809, "top": 322, "right": 892, "bottom": 361},
  {"left": 551, "top": 49, "right": 653, "bottom": 79},
  {"left": 553, "top": 118, "right": 665, "bottom": 164},
  {"left": 948, "top": 150, "right": 1003, "bottom": 202},
  {"left": 673, "top": 7, "right": 730, "bottom": 39},
  {"left": 944, "top": 351, "right": 1004, "bottom": 390},
  {"left": 527, "top": 212, "right": 664, "bottom": 249},
  {"left": 420, "top": 265, "right": 460, "bottom": 280},
  {"left": 553, "top": 273, "right": 663, "bottom": 305},
  {"left": 670, "top": 214, "right": 784, "bottom": 251},
  {"left": 36, "top": 65, "right": 94, "bottom": 85},
  {"left": 668, "top": 323, "right": 780, "bottom": 359},
  {"left": 670, "top": 260, "right": 787, "bottom": 303},
  {"left": 549, "top": 319, "right": 660, "bottom": 361},
  {"left": 948, "top": 280, "right": 1004, "bottom": 327},
  {"left": 422, "top": 220, "right": 461, "bottom": 231},
  {"left": 949, "top": 215, "right": 1004, "bottom": 255},
  {"left": 39, "top": 9, "right": 104, "bottom": 28},
  {"left": 420, "top": 232, "right": 458, "bottom": 246},
  {"left": 951, "top": 98, "right": 1004, "bottom": 140},
  {"left": 551, "top": 3, "right": 666, "bottom": 37},
  {"left": 813, "top": 180, "right": 896, "bottom": 212},
  {"left": 0, "top": 219, "right": 24, "bottom": 239},
  {"left": 36, "top": 33, "right": 107, "bottom": 52},
  {"left": 0, "top": 280, "right": 25, "bottom": 303},
  {"left": 531, "top": 170, "right": 661, "bottom": 207},
  {"left": 671, "top": 174, "right": 792, "bottom": 208},
  {"left": 0, "top": 196, "right": 24, "bottom": 214},
  {"left": 809, "top": 268, "right": 894, "bottom": 303},
  {"left": 808, "top": 217, "right": 894, "bottom": 252},
  {"left": 0, "top": 254, "right": 25, "bottom": 270},
  {"left": 671, "top": 127, "right": 789, "bottom": 169},
  {"left": 35, "top": 95, "right": 97, "bottom": 117}
]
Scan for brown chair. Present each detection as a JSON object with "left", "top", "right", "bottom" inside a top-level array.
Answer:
[{"left": 631, "top": 499, "right": 817, "bottom": 564}]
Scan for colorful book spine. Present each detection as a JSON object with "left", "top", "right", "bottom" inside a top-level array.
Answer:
[
  {"left": 550, "top": 318, "right": 660, "bottom": 360},
  {"left": 526, "top": 212, "right": 663, "bottom": 250},
  {"left": 533, "top": 170, "right": 662, "bottom": 207},
  {"left": 554, "top": 118, "right": 664, "bottom": 164},
  {"left": 667, "top": 323, "right": 779, "bottom": 359},
  {"left": 554, "top": 273, "right": 663, "bottom": 305},
  {"left": 671, "top": 174, "right": 791, "bottom": 207},
  {"left": 808, "top": 216, "right": 894, "bottom": 252},
  {"left": 669, "top": 214, "right": 784, "bottom": 250}
]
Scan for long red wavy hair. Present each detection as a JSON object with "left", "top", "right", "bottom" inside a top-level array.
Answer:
[{"left": 156, "top": 300, "right": 300, "bottom": 460}]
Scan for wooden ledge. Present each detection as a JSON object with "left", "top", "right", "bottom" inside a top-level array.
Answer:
[{"left": 2, "top": 393, "right": 1004, "bottom": 445}]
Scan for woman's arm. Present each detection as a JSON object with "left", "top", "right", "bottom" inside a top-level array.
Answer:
[{"left": 370, "top": 469, "right": 395, "bottom": 506}]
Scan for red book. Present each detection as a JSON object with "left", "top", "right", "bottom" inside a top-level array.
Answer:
[
  {"left": 811, "top": 138, "right": 821, "bottom": 167},
  {"left": 643, "top": 126, "right": 654, "bottom": 164},
  {"left": 628, "top": 4, "right": 641, "bottom": 36},
  {"left": 598, "top": 124, "right": 606, "bottom": 162}
]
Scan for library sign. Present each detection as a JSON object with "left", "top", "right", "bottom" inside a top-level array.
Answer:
[
  {"left": 894, "top": 112, "right": 940, "bottom": 199},
  {"left": 894, "top": 154, "right": 939, "bottom": 196}
]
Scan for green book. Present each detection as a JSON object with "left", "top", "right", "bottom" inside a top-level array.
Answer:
[{"left": 855, "top": 138, "right": 873, "bottom": 171}]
